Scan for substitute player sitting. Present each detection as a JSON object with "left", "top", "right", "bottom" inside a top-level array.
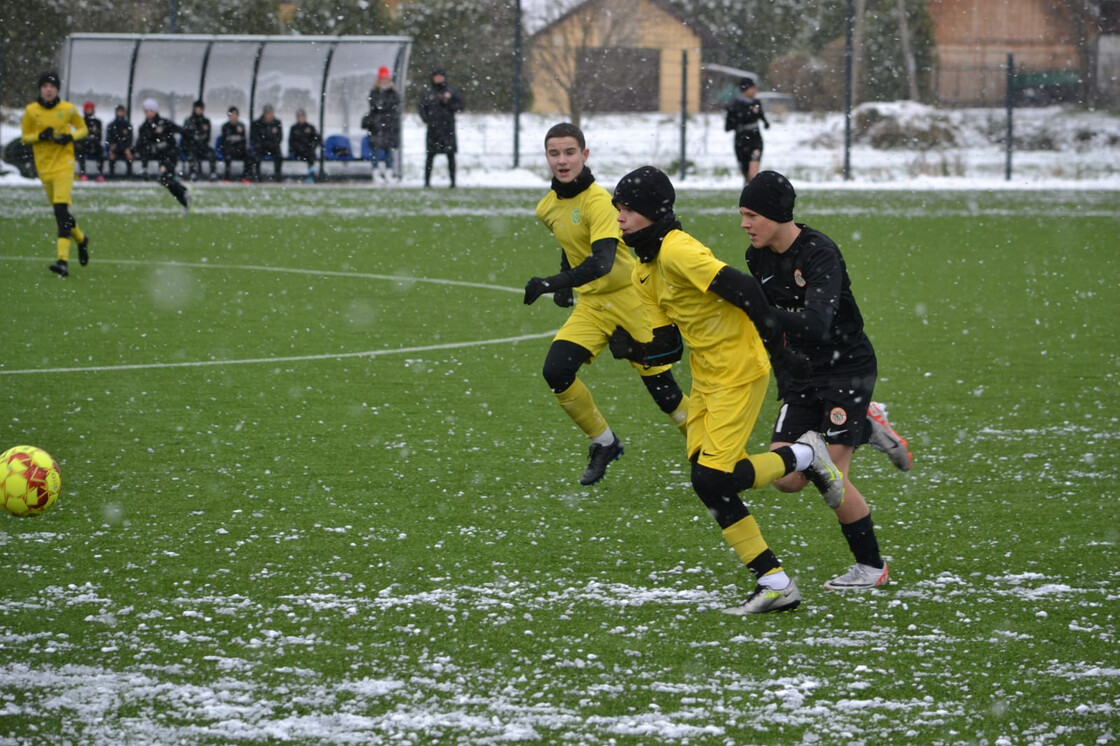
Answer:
[
  {"left": 524, "top": 123, "right": 690, "bottom": 486},
  {"left": 21, "top": 70, "right": 91, "bottom": 277}
]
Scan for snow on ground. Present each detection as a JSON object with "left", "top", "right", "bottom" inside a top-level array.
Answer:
[{"left": 3, "top": 103, "right": 1120, "bottom": 191}]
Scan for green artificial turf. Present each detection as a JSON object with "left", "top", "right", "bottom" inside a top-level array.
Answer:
[{"left": 1, "top": 183, "right": 1117, "bottom": 744}]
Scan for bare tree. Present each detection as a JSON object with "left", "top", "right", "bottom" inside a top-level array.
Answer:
[{"left": 528, "top": 0, "right": 642, "bottom": 127}]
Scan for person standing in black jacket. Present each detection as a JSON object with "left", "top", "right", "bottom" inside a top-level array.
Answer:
[
  {"left": 77, "top": 101, "right": 104, "bottom": 182},
  {"left": 362, "top": 67, "right": 401, "bottom": 183},
  {"left": 136, "top": 98, "right": 190, "bottom": 214},
  {"left": 288, "top": 109, "right": 320, "bottom": 184},
  {"left": 220, "top": 107, "right": 253, "bottom": 183},
  {"left": 182, "top": 100, "right": 217, "bottom": 182},
  {"left": 418, "top": 68, "right": 464, "bottom": 188},
  {"left": 251, "top": 105, "right": 284, "bottom": 182},
  {"left": 105, "top": 104, "right": 134, "bottom": 179}
]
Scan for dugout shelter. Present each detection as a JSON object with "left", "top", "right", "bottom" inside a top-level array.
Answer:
[{"left": 60, "top": 33, "right": 412, "bottom": 178}]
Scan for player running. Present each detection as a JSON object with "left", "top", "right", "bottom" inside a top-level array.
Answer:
[
  {"left": 523, "top": 123, "right": 690, "bottom": 486},
  {"left": 739, "top": 171, "right": 911, "bottom": 590},
  {"left": 21, "top": 71, "right": 91, "bottom": 277},
  {"left": 607, "top": 166, "right": 843, "bottom": 614}
]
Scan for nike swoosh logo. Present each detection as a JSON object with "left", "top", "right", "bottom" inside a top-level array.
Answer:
[
  {"left": 760, "top": 275, "right": 774, "bottom": 284},
  {"left": 826, "top": 428, "right": 848, "bottom": 438},
  {"left": 639, "top": 275, "right": 650, "bottom": 284}
]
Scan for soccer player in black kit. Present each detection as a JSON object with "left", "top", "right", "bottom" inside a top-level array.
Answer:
[
  {"left": 739, "top": 171, "right": 911, "bottom": 590},
  {"left": 182, "top": 100, "right": 217, "bottom": 182},
  {"left": 137, "top": 98, "right": 190, "bottom": 215},
  {"left": 106, "top": 104, "right": 134, "bottom": 179},
  {"left": 724, "top": 77, "right": 769, "bottom": 184},
  {"left": 251, "top": 105, "right": 284, "bottom": 182},
  {"left": 221, "top": 107, "right": 253, "bottom": 183}
]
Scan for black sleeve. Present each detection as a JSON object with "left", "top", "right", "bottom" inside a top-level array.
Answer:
[
  {"left": 542, "top": 237, "right": 616, "bottom": 291},
  {"left": 707, "top": 266, "right": 783, "bottom": 348}
]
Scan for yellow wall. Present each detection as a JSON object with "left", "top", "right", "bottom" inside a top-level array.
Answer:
[{"left": 529, "top": 0, "right": 702, "bottom": 115}]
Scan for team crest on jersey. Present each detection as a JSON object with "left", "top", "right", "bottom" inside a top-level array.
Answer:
[
  {"left": 794, "top": 269, "right": 807, "bottom": 287},
  {"left": 829, "top": 407, "right": 848, "bottom": 425},
  {"left": 571, "top": 209, "right": 581, "bottom": 224}
]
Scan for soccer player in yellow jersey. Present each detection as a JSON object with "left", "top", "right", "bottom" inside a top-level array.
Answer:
[
  {"left": 607, "top": 166, "right": 842, "bottom": 614},
  {"left": 524, "top": 123, "right": 690, "bottom": 486},
  {"left": 21, "top": 71, "right": 91, "bottom": 278}
]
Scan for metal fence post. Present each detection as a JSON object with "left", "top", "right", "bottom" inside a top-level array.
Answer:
[
  {"left": 1005, "top": 52, "right": 1014, "bottom": 182},
  {"left": 679, "top": 49, "right": 687, "bottom": 181}
]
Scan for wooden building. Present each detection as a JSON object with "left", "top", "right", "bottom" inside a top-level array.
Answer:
[
  {"left": 928, "top": 0, "right": 1091, "bottom": 105},
  {"left": 527, "top": 0, "right": 711, "bottom": 117}
]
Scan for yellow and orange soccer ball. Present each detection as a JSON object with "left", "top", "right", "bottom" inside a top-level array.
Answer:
[{"left": 0, "top": 445, "right": 62, "bottom": 517}]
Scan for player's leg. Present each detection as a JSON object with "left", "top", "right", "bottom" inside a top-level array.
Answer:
[
  {"left": 688, "top": 385, "right": 799, "bottom": 614},
  {"left": 424, "top": 151, "right": 434, "bottom": 187},
  {"left": 447, "top": 152, "right": 456, "bottom": 188},
  {"left": 542, "top": 338, "right": 622, "bottom": 486},
  {"left": 637, "top": 369, "right": 688, "bottom": 436},
  {"left": 747, "top": 136, "right": 763, "bottom": 182},
  {"left": 158, "top": 157, "right": 190, "bottom": 209}
]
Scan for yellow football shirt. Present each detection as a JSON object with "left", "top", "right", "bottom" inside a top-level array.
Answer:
[
  {"left": 21, "top": 100, "right": 87, "bottom": 179},
  {"left": 535, "top": 182, "right": 634, "bottom": 296},
  {"left": 633, "top": 229, "right": 770, "bottom": 392}
]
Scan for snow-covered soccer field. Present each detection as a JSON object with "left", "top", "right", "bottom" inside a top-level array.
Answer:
[{"left": 1, "top": 123, "right": 1118, "bottom": 743}]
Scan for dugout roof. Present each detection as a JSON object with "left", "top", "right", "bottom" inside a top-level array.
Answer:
[{"left": 60, "top": 33, "right": 412, "bottom": 142}]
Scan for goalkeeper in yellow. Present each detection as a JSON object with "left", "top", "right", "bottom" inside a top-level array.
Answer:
[
  {"left": 523, "top": 123, "right": 689, "bottom": 486},
  {"left": 21, "top": 71, "right": 90, "bottom": 277},
  {"left": 608, "top": 166, "right": 843, "bottom": 614}
]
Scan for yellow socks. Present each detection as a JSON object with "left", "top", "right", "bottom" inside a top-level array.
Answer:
[
  {"left": 721, "top": 515, "right": 769, "bottom": 565},
  {"left": 554, "top": 379, "right": 608, "bottom": 439}
]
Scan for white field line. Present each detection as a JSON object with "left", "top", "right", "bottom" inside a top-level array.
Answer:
[{"left": 0, "top": 258, "right": 555, "bottom": 376}]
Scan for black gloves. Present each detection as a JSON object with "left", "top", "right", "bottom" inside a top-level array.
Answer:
[
  {"left": 523, "top": 277, "right": 551, "bottom": 305},
  {"left": 39, "top": 127, "right": 55, "bottom": 141},
  {"left": 53, "top": 133, "right": 73, "bottom": 145},
  {"left": 608, "top": 326, "right": 639, "bottom": 361},
  {"left": 768, "top": 336, "right": 811, "bottom": 381},
  {"left": 552, "top": 288, "right": 574, "bottom": 308}
]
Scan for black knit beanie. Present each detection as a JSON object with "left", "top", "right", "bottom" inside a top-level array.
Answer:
[
  {"left": 38, "top": 71, "right": 61, "bottom": 89},
  {"left": 612, "top": 166, "right": 676, "bottom": 222},
  {"left": 739, "top": 171, "right": 796, "bottom": 223}
]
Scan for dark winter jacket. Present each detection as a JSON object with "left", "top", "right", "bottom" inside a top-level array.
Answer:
[
  {"left": 80, "top": 115, "right": 103, "bottom": 158},
  {"left": 251, "top": 116, "right": 284, "bottom": 156},
  {"left": 137, "top": 115, "right": 182, "bottom": 163},
  {"left": 182, "top": 113, "right": 213, "bottom": 154},
  {"left": 418, "top": 84, "right": 464, "bottom": 154},
  {"left": 362, "top": 87, "right": 401, "bottom": 150},
  {"left": 220, "top": 121, "right": 249, "bottom": 159},
  {"left": 288, "top": 122, "right": 320, "bottom": 162},
  {"left": 106, "top": 116, "right": 133, "bottom": 151}
]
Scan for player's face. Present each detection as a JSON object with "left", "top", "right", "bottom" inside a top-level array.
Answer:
[
  {"left": 145, "top": 109, "right": 157, "bottom": 120},
  {"left": 39, "top": 83, "right": 59, "bottom": 102},
  {"left": 617, "top": 205, "right": 653, "bottom": 235},
  {"left": 740, "top": 207, "right": 779, "bottom": 248},
  {"left": 545, "top": 136, "right": 588, "bottom": 184}
]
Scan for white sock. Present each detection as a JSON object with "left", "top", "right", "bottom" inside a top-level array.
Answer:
[
  {"left": 759, "top": 570, "right": 790, "bottom": 590},
  {"left": 791, "top": 443, "right": 814, "bottom": 471},
  {"left": 592, "top": 428, "right": 615, "bottom": 447}
]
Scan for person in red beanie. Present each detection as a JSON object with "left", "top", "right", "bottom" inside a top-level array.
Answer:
[
  {"left": 362, "top": 66, "right": 401, "bottom": 183},
  {"left": 77, "top": 101, "right": 105, "bottom": 182}
]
